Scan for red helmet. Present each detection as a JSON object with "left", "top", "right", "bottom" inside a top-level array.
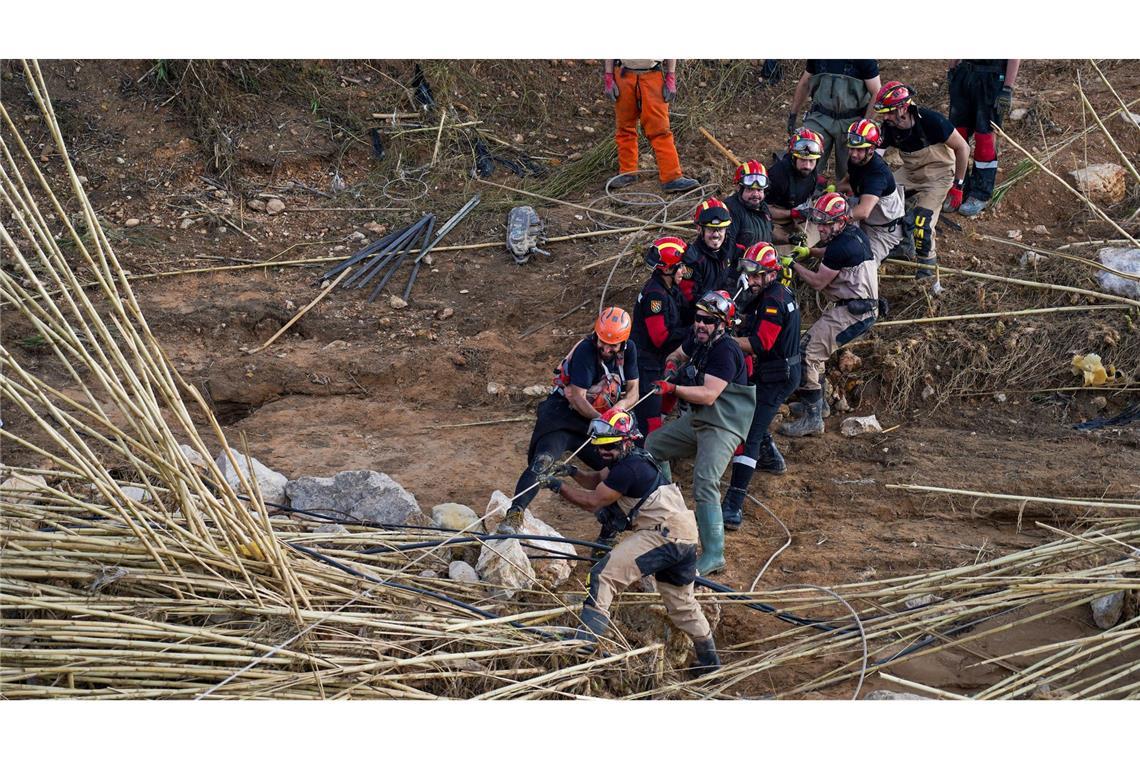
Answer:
[
  {"left": 588, "top": 407, "right": 642, "bottom": 446},
  {"left": 846, "top": 118, "right": 882, "bottom": 148},
  {"left": 693, "top": 197, "right": 733, "bottom": 228},
  {"left": 874, "top": 81, "right": 914, "bottom": 113},
  {"left": 739, "top": 242, "right": 780, "bottom": 275},
  {"left": 594, "top": 306, "right": 631, "bottom": 344},
  {"left": 810, "top": 192, "right": 852, "bottom": 224},
  {"left": 733, "top": 159, "right": 769, "bottom": 189},
  {"left": 788, "top": 128, "right": 824, "bottom": 160},
  {"left": 696, "top": 289, "right": 736, "bottom": 323},
  {"left": 644, "top": 236, "right": 694, "bottom": 271}
]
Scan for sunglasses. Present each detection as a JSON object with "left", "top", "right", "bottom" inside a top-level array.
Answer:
[
  {"left": 739, "top": 174, "right": 768, "bottom": 189},
  {"left": 694, "top": 314, "right": 721, "bottom": 325}
]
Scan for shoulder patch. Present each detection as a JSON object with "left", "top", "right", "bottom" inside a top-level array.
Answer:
[{"left": 649, "top": 300, "right": 663, "bottom": 314}]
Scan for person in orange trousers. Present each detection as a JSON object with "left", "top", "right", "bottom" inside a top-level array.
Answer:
[{"left": 603, "top": 59, "right": 698, "bottom": 193}]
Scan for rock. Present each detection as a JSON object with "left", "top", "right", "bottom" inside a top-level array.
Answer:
[
  {"left": 120, "top": 486, "right": 151, "bottom": 503},
  {"left": 995, "top": 392, "right": 1008, "bottom": 403},
  {"left": 437, "top": 307, "right": 454, "bottom": 321},
  {"left": 1091, "top": 591, "right": 1125, "bottom": 629},
  {"left": 178, "top": 444, "right": 210, "bottom": 472},
  {"left": 1095, "top": 247, "right": 1140, "bottom": 299},
  {"left": 285, "top": 470, "right": 426, "bottom": 527},
  {"left": 364, "top": 221, "right": 387, "bottom": 235},
  {"left": 487, "top": 382, "right": 505, "bottom": 396},
  {"left": 903, "top": 593, "right": 944, "bottom": 609},
  {"left": 448, "top": 560, "right": 480, "bottom": 583},
  {"left": 1069, "top": 163, "right": 1127, "bottom": 205},
  {"left": 522, "top": 384, "right": 549, "bottom": 397},
  {"left": 265, "top": 198, "right": 286, "bottom": 215},
  {"left": 1007, "top": 229, "right": 1022, "bottom": 240},
  {"left": 921, "top": 385, "right": 936, "bottom": 401},
  {"left": 389, "top": 296, "right": 408, "bottom": 310},
  {"left": 432, "top": 502, "right": 481, "bottom": 531},
  {"left": 321, "top": 339, "right": 349, "bottom": 352},
  {"left": 247, "top": 199, "right": 266, "bottom": 211},
  {"left": 309, "top": 523, "right": 348, "bottom": 535},
  {"left": 0, "top": 474, "right": 47, "bottom": 506},
  {"left": 863, "top": 690, "right": 930, "bottom": 700},
  {"left": 1123, "top": 111, "right": 1140, "bottom": 128},
  {"left": 1009, "top": 107, "right": 1029, "bottom": 121},
  {"left": 124, "top": 218, "right": 140, "bottom": 227},
  {"left": 841, "top": 415, "right": 883, "bottom": 437},
  {"left": 214, "top": 450, "right": 289, "bottom": 507},
  {"left": 476, "top": 537, "right": 535, "bottom": 600},
  {"left": 1031, "top": 224, "right": 1049, "bottom": 235},
  {"left": 1019, "top": 251, "right": 1042, "bottom": 268},
  {"left": 418, "top": 570, "right": 438, "bottom": 578},
  {"left": 179, "top": 217, "right": 196, "bottom": 230},
  {"left": 1091, "top": 396, "right": 1108, "bottom": 411},
  {"left": 518, "top": 509, "right": 577, "bottom": 587},
  {"left": 832, "top": 394, "right": 851, "bottom": 413},
  {"left": 348, "top": 230, "right": 366, "bottom": 242}
]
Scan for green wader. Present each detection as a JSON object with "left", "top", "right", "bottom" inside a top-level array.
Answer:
[{"left": 803, "top": 73, "right": 871, "bottom": 181}]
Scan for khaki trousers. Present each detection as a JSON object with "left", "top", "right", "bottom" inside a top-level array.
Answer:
[{"left": 802, "top": 304, "right": 876, "bottom": 392}]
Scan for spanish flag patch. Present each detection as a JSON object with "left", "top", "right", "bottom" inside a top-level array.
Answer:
[{"left": 765, "top": 307, "right": 778, "bottom": 315}]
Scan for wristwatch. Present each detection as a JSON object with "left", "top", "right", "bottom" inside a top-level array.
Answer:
[{"left": 953, "top": 178, "right": 966, "bottom": 189}]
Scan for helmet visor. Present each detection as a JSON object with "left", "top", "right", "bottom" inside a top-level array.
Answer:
[
  {"left": 809, "top": 208, "right": 841, "bottom": 224},
  {"left": 846, "top": 133, "right": 874, "bottom": 148},
  {"left": 587, "top": 418, "right": 621, "bottom": 444},
  {"left": 791, "top": 138, "right": 822, "bottom": 158}
]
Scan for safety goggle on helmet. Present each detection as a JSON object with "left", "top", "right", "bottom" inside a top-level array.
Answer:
[
  {"left": 588, "top": 409, "right": 641, "bottom": 446},
  {"left": 789, "top": 128, "right": 824, "bottom": 160},
  {"left": 845, "top": 118, "right": 882, "bottom": 148},
  {"left": 873, "top": 81, "right": 914, "bottom": 114},
  {"left": 738, "top": 242, "right": 780, "bottom": 274},
  {"left": 733, "top": 160, "right": 768, "bottom": 189},
  {"left": 808, "top": 192, "right": 852, "bottom": 224}
]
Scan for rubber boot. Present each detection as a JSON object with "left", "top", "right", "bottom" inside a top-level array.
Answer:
[
  {"left": 571, "top": 606, "right": 610, "bottom": 654},
  {"left": 687, "top": 636, "right": 722, "bottom": 677},
  {"left": 914, "top": 254, "right": 943, "bottom": 296},
  {"left": 721, "top": 487, "right": 746, "bottom": 532},
  {"left": 788, "top": 379, "right": 830, "bottom": 419},
  {"left": 496, "top": 505, "right": 525, "bottom": 534},
  {"left": 885, "top": 229, "right": 915, "bottom": 261},
  {"left": 756, "top": 437, "right": 787, "bottom": 474},
  {"left": 780, "top": 397, "right": 824, "bottom": 437},
  {"left": 694, "top": 501, "right": 726, "bottom": 576}
]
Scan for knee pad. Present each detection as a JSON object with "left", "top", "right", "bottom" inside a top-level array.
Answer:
[
  {"left": 974, "top": 131, "right": 997, "bottom": 162},
  {"left": 912, "top": 207, "right": 935, "bottom": 257}
]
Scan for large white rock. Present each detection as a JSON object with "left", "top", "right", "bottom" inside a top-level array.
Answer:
[
  {"left": 431, "top": 502, "right": 482, "bottom": 532},
  {"left": 482, "top": 489, "right": 516, "bottom": 532},
  {"left": 476, "top": 537, "right": 535, "bottom": 600},
  {"left": 448, "top": 560, "right": 480, "bottom": 583},
  {"left": 518, "top": 509, "right": 577, "bottom": 587},
  {"left": 863, "top": 690, "right": 930, "bottom": 700},
  {"left": 286, "top": 470, "right": 427, "bottom": 526},
  {"left": 215, "top": 449, "right": 288, "bottom": 507},
  {"left": 1096, "top": 247, "right": 1140, "bottom": 299},
  {"left": 1069, "top": 163, "right": 1127, "bottom": 205},
  {"left": 1091, "top": 591, "right": 1125, "bottom": 630},
  {"left": 0, "top": 474, "right": 47, "bottom": 506},
  {"left": 841, "top": 415, "right": 883, "bottom": 437}
]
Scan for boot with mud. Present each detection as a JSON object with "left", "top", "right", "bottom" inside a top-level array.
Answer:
[
  {"left": 687, "top": 636, "right": 722, "bottom": 677},
  {"left": 496, "top": 505, "right": 526, "bottom": 534},
  {"left": 756, "top": 437, "right": 787, "bottom": 474},
  {"left": 914, "top": 254, "right": 944, "bottom": 296},
  {"left": 787, "top": 378, "right": 831, "bottom": 419},
  {"left": 780, "top": 396, "right": 825, "bottom": 437},
  {"left": 570, "top": 605, "right": 611, "bottom": 654},
  {"left": 721, "top": 487, "right": 746, "bottom": 531},
  {"left": 694, "top": 501, "right": 726, "bottom": 575}
]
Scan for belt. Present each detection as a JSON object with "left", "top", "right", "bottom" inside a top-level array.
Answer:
[
  {"left": 864, "top": 217, "right": 904, "bottom": 229},
  {"left": 960, "top": 62, "right": 1004, "bottom": 74},
  {"left": 619, "top": 63, "right": 662, "bottom": 73},
  {"left": 758, "top": 354, "right": 800, "bottom": 371},
  {"left": 810, "top": 104, "right": 864, "bottom": 120}
]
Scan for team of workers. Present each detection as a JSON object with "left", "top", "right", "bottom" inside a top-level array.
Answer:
[{"left": 500, "top": 61, "right": 1017, "bottom": 675}]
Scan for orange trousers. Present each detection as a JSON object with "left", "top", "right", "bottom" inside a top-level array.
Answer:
[{"left": 614, "top": 68, "right": 683, "bottom": 183}]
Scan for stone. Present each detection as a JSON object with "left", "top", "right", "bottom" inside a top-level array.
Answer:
[
  {"left": 475, "top": 537, "right": 535, "bottom": 600},
  {"left": 0, "top": 474, "right": 47, "bottom": 506},
  {"left": 522, "top": 384, "right": 549, "bottom": 397},
  {"left": 1007, "top": 229, "right": 1022, "bottom": 240},
  {"left": 348, "top": 230, "right": 366, "bottom": 242},
  {"left": 120, "top": 486, "right": 150, "bottom": 503},
  {"left": 995, "top": 392, "right": 1008, "bottom": 403},
  {"left": 321, "top": 339, "right": 349, "bottom": 352},
  {"left": 1091, "top": 591, "right": 1125, "bottom": 629},
  {"left": 432, "top": 502, "right": 481, "bottom": 531},
  {"left": 1031, "top": 224, "right": 1049, "bottom": 235},
  {"left": 364, "top": 221, "right": 387, "bottom": 235},
  {"left": 841, "top": 415, "right": 883, "bottom": 437},
  {"left": 903, "top": 593, "right": 944, "bottom": 610},
  {"left": 1009, "top": 108, "right": 1029, "bottom": 121},
  {"left": 179, "top": 217, "right": 196, "bottom": 230},
  {"left": 215, "top": 450, "right": 289, "bottom": 507},
  {"left": 921, "top": 385, "right": 936, "bottom": 401},
  {"left": 448, "top": 560, "right": 480, "bottom": 583},
  {"left": 418, "top": 570, "right": 438, "bottom": 578},
  {"left": 1069, "top": 163, "right": 1127, "bottom": 205},
  {"left": 863, "top": 690, "right": 930, "bottom": 700},
  {"left": 1091, "top": 396, "right": 1108, "bottom": 411},
  {"left": 265, "top": 198, "right": 286, "bottom": 215},
  {"left": 1095, "top": 247, "right": 1140, "bottom": 300},
  {"left": 178, "top": 444, "right": 210, "bottom": 472},
  {"left": 518, "top": 509, "right": 577, "bottom": 587},
  {"left": 1019, "top": 251, "right": 1042, "bottom": 268},
  {"left": 285, "top": 470, "right": 426, "bottom": 527},
  {"left": 247, "top": 199, "right": 266, "bottom": 211},
  {"left": 124, "top": 218, "right": 140, "bottom": 227},
  {"left": 389, "top": 296, "right": 408, "bottom": 310},
  {"left": 309, "top": 523, "right": 348, "bottom": 535},
  {"left": 437, "top": 307, "right": 454, "bottom": 321},
  {"left": 487, "top": 382, "right": 505, "bottom": 396}
]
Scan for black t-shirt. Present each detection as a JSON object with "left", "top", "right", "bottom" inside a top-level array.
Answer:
[
  {"left": 603, "top": 452, "right": 660, "bottom": 500},
  {"left": 847, "top": 153, "right": 897, "bottom": 199},
  {"left": 565, "top": 337, "right": 639, "bottom": 388},
  {"left": 681, "top": 332, "right": 749, "bottom": 385},
  {"left": 881, "top": 107, "right": 955, "bottom": 154},
  {"left": 766, "top": 153, "right": 817, "bottom": 210},
  {"left": 822, "top": 225, "right": 873, "bottom": 271},
  {"left": 806, "top": 60, "right": 879, "bottom": 79}
]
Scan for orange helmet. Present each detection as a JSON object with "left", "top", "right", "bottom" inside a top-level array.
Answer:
[
  {"left": 874, "top": 81, "right": 914, "bottom": 113},
  {"left": 788, "top": 128, "right": 824, "bottom": 160},
  {"left": 588, "top": 407, "right": 642, "bottom": 446},
  {"left": 594, "top": 306, "right": 631, "bottom": 344},
  {"left": 693, "top": 197, "right": 733, "bottom": 228},
  {"left": 846, "top": 118, "right": 882, "bottom": 148},
  {"left": 696, "top": 289, "right": 736, "bottom": 323},
  {"left": 810, "top": 192, "right": 852, "bottom": 224},
  {"left": 644, "top": 236, "right": 694, "bottom": 271},
  {"left": 738, "top": 242, "right": 780, "bottom": 275},
  {"left": 733, "top": 160, "right": 769, "bottom": 189}
]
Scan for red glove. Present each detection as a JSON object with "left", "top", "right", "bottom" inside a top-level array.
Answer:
[
  {"left": 946, "top": 185, "right": 964, "bottom": 210},
  {"left": 654, "top": 379, "right": 676, "bottom": 395},
  {"left": 790, "top": 207, "right": 804, "bottom": 222},
  {"left": 664, "top": 360, "right": 678, "bottom": 379},
  {"left": 604, "top": 72, "right": 619, "bottom": 101},
  {"left": 662, "top": 72, "right": 677, "bottom": 103}
]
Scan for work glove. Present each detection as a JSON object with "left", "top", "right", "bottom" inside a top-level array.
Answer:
[
  {"left": 786, "top": 112, "right": 797, "bottom": 134},
  {"left": 946, "top": 184, "right": 964, "bottom": 211},
  {"left": 604, "top": 72, "right": 619, "bottom": 102},
  {"left": 817, "top": 175, "right": 835, "bottom": 194},
  {"left": 662, "top": 72, "right": 677, "bottom": 103},
  {"left": 778, "top": 254, "right": 796, "bottom": 270},
  {"left": 654, "top": 378, "right": 676, "bottom": 396},
  {"left": 996, "top": 86, "right": 1013, "bottom": 121},
  {"left": 537, "top": 474, "right": 563, "bottom": 493},
  {"left": 550, "top": 462, "right": 579, "bottom": 477},
  {"left": 788, "top": 230, "right": 808, "bottom": 248},
  {"left": 792, "top": 245, "right": 812, "bottom": 260},
  {"left": 663, "top": 359, "right": 679, "bottom": 380},
  {"left": 789, "top": 202, "right": 812, "bottom": 222}
]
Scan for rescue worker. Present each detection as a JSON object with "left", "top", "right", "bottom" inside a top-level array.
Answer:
[
  {"left": 721, "top": 243, "right": 801, "bottom": 530},
  {"left": 946, "top": 59, "right": 1020, "bottom": 217},
  {"left": 603, "top": 59, "right": 699, "bottom": 193},
  {"left": 502, "top": 307, "right": 640, "bottom": 532},
  {"left": 723, "top": 160, "right": 778, "bottom": 265},
  {"left": 767, "top": 128, "right": 827, "bottom": 231},
  {"left": 780, "top": 194, "right": 877, "bottom": 437},
  {"left": 646, "top": 290, "right": 755, "bottom": 575},
  {"left": 630, "top": 236, "right": 696, "bottom": 438},
  {"left": 874, "top": 81, "right": 971, "bottom": 294},
  {"left": 536, "top": 409, "right": 720, "bottom": 676},
  {"left": 788, "top": 60, "right": 882, "bottom": 181},
  {"left": 839, "top": 119, "right": 905, "bottom": 264},
  {"left": 682, "top": 198, "right": 735, "bottom": 312}
]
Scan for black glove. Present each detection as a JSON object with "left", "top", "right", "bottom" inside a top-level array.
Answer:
[
  {"left": 538, "top": 475, "right": 563, "bottom": 493},
  {"left": 786, "top": 111, "right": 798, "bottom": 135},
  {"left": 996, "top": 86, "right": 1013, "bottom": 121},
  {"left": 788, "top": 231, "right": 808, "bottom": 248},
  {"left": 551, "top": 463, "right": 579, "bottom": 477}
]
